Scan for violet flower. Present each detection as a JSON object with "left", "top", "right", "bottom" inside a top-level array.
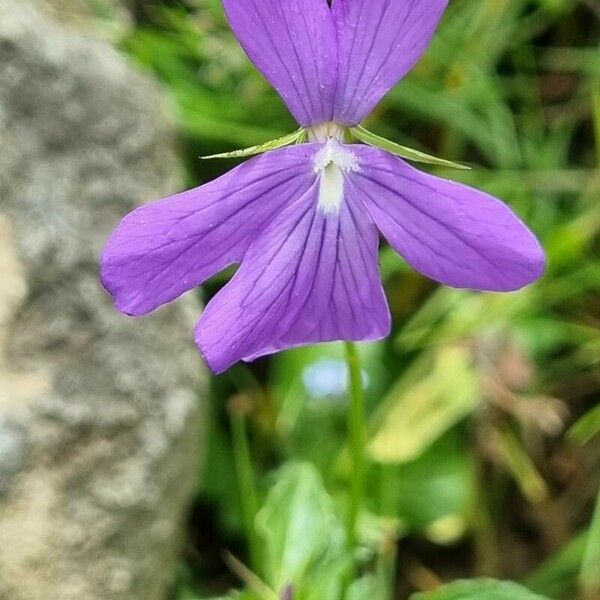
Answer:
[{"left": 101, "top": 0, "right": 545, "bottom": 374}]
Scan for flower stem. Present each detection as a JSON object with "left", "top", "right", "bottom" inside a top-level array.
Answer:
[
  {"left": 228, "top": 397, "right": 261, "bottom": 576},
  {"left": 344, "top": 341, "right": 366, "bottom": 551}
]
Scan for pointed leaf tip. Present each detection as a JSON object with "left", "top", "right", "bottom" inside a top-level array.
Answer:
[
  {"left": 350, "top": 125, "right": 471, "bottom": 170},
  {"left": 200, "top": 129, "right": 307, "bottom": 160}
]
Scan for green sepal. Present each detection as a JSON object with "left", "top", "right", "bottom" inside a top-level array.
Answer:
[
  {"left": 350, "top": 124, "right": 471, "bottom": 170},
  {"left": 200, "top": 128, "right": 306, "bottom": 160}
]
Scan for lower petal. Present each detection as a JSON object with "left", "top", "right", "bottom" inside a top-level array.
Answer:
[
  {"left": 273, "top": 196, "right": 390, "bottom": 352},
  {"left": 195, "top": 189, "right": 390, "bottom": 373},
  {"left": 350, "top": 146, "right": 546, "bottom": 292}
]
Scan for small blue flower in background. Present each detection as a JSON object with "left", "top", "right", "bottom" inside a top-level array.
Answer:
[{"left": 303, "top": 357, "right": 372, "bottom": 402}]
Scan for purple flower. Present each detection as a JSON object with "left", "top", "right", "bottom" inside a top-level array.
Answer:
[{"left": 100, "top": 0, "right": 546, "bottom": 374}]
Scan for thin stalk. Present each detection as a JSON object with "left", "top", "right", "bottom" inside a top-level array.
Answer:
[
  {"left": 377, "top": 531, "right": 398, "bottom": 600},
  {"left": 470, "top": 416, "right": 500, "bottom": 576},
  {"left": 344, "top": 341, "right": 366, "bottom": 551},
  {"left": 229, "top": 400, "right": 261, "bottom": 576},
  {"left": 470, "top": 457, "right": 500, "bottom": 577},
  {"left": 378, "top": 464, "right": 399, "bottom": 600}
]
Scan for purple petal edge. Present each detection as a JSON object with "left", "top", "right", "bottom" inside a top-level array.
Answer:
[{"left": 349, "top": 145, "right": 546, "bottom": 292}]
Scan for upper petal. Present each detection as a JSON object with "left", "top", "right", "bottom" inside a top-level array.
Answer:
[
  {"left": 331, "top": 0, "right": 448, "bottom": 125},
  {"left": 195, "top": 177, "right": 390, "bottom": 374},
  {"left": 100, "top": 145, "right": 319, "bottom": 316},
  {"left": 349, "top": 145, "right": 546, "bottom": 291},
  {"left": 222, "top": 0, "right": 338, "bottom": 127}
]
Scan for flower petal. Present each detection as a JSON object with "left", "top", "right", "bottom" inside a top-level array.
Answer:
[
  {"left": 349, "top": 146, "right": 546, "bottom": 291},
  {"left": 195, "top": 185, "right": 390, "bottom": 373},
  {"left": 331, "top": 0, "right": 448, "bottom": 125},
  {"left": 222, "top": 0, "right": 338, "bottom": 127},
  {"left": 100, "top": 145, "right": 319, "bottom": 316}
]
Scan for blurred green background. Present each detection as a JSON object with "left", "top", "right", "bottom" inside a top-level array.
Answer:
[{"left": 103, "top": 0, "right": 599, "bottom": 598}]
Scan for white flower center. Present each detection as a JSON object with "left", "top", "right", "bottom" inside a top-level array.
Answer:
[
  {"left": 313, "top": 138, "right": 360, "bottom": 214},
  {"left": 307, "top": 122, "right": 346, "bottom": 143}
]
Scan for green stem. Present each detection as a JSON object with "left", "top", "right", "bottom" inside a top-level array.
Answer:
[
  {"left": 378, "top": 464, "right": 399, "bottom": 600},
  {"left": 229, "top": 404, "right": 261, "bottom": 576},
  {"left": 345, "top": 341, "right": 366, "bottom": 551},
  {"left": 470, "top": 418, "right": 500, "bottom": 577},
  {"left": 580, "top": 484, "right": 600, "bottom": 599}
]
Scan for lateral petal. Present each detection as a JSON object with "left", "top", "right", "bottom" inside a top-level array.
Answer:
[
  {"left": 195, "top": 186, "right": 390, "bottom": 374},
  {"left": 100, "top": 145, "right": 319, "bottom": 316},
  {"left": 350, "top": 146, "right": 546, "bottom": 291},
  {"left": 222, "top": 0, "right": 338, "bottom": 126},
  {"left": 331, "top": 0, "right": 448, "bottom": 125}
]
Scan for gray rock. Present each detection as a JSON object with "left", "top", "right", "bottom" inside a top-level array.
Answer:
[
  {"left": 30, "top": 0, "right": 133, "bottom": 30},
  {"left": 0, "top": 1, "right": 204, "bottom": 599}
]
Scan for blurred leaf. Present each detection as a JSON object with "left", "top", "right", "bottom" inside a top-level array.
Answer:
[
  {"left": 346, "top": 575, "right": 387, "bottom": 600},
  {"left": 302, "top": 551, "right": 352, "bottom": 600},
  {"left": 175, "top": 579, "right": 252, "bottom": 600},
  {"left": 256, "top": 463, "right": 345, "bottom": 591},
  {"left": 580, "top": 490, "right": 600, "bottom": 598},
  {"left": 410, "top": 578, "right": 551, "bottom": 600},
  {"left": 568, "top": 404, "right": 600, "bottom": 446},
  {"left": 202, "top": 593, "right": 252, "bottom": 600},
  {"left": 200, "top": 399, "right": 243, "bottom": 534},
  {"left": 369, "top": 345, "right": 479, "bottom": 463},
  {"left": 395, "top": 289, "right": 539, "bottom": 354},
  {"left": 350, "top": 125, "right": 471, "bottom": 169},
  {"left": 224, "top": 553, "right": 278, "bottom": 600},
  {"left": 382, "top": 431, "right": 473, "bottom": 531},
  {"left": 495, "top": 426, "right": 548, "bottom": 504},
  {"left": 179, "top": 111, "right": 287, "bottom": 148},
  {"left": 200, "top": 128, "right": 306, "bottom": 159},
  {"left": 201, "top": 593, "right": 251, "bottom": 600},
  {"left": 424, "top": 514, "right": 469, "bottom": 546},
  {"left": 524, "top": 532, "right": 588, "bottom": 600},
  {"left": 540, "top": 48, "right": 600, "bottom": 77}
]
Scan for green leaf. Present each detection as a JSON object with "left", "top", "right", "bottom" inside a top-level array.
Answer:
[
  {"left": 369, "top": 345, "right": 479, "bottom": 464},
  {"left": 350, "top": 125, "right": 471, "bottom": 170},
  {"left": 410, "top": 579, "right": 551, "bottom": 600},
  {"left": 256, "top": 462, "right": 345, "bottom": 591},
  {"left": 379, "top": 431, "right": 472, "bottom": 532},
  {"left": 302, "top": 552, "right": 352, "bottom": 600},
  {"left": 202, "top": 594, "right": 252, "bottom": 600},
  {"left": 567, "top": 404, "right": 600, "bottom": 446},
  {"left": 200, "top": 128, "right": 306, "bottom": 159},
  {"left": 346, "top": 575, "right": 387, "bottom": 600},
  {"left": 524, "top": 531, "right": 588, "bottom": 599},
  {"left": 581, "top": 489, "right": 600, "bottom": 598},
  {"left": 223, "top": 553, "right": 278, "bottom": 600}
]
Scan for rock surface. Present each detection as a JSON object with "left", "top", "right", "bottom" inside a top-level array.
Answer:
[
  {"left": 0, "top": 1, "right": 203, "bottom": 598},
  {"left": 29, "top": 0, "right": 136, "bottom": 48}
]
